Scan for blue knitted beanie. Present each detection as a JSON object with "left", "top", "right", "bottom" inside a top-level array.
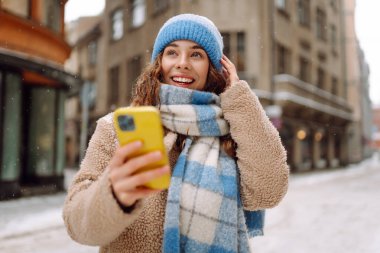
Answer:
[{"left": 151, "top": 14, "right": 223, "bottom": 71}]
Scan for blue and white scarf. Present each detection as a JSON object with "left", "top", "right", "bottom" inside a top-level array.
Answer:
[{"left": 159, "top": 84, "right": 264, "bottom": 253}]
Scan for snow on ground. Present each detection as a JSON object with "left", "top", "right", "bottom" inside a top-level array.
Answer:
[
  {"left": 250, "top": 153, "right": 380, "bottom": 253},
  {"left": 0, "top": 154, "right": 379, "bottom": 252}
]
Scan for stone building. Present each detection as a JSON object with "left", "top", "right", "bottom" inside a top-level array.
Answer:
[
  {"left": 67, "top": 0, "right": 372, "bottom": 172},
  {"left": 0, "top": 0, "right": 79, "bottom": 199},
  {"left": 344, "top": 0, "right": 372, "bottom": 163}
]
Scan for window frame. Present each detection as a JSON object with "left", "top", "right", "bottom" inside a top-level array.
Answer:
[
  {"left": 110, "top": 8, "right": 124, "bottom": 41},
  {"left": 129, "top": 0, "right": 146, "bottom": 29},
  {"left": 298, "top": 0, "right": 310, "bottom": 27}
]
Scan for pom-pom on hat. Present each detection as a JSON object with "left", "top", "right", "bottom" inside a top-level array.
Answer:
[{"left": 151, "top": 14, "right": 224, "bottom": 71}]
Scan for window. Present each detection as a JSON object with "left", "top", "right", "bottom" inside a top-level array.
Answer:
[
  {"left": 276, "top": 0, "right": 287, "bottom": 10},
  {"left": 317, "top": 67, "right": 325, "bottom": 89},
  {"left": 330, "top": 0, "right": 337, "bottom": 11},
  {"left": 153, "top": 0, "right": 169, "bottom": 14},
  {"left": 111, "top": 9, "right": 124, "bottom": 41},
  {"left": 27, "top": 88, "right": 57, "bottom": 177},
  {"left": 42, "top": 0, "right": 61, "bottom": 32},
  {"left": 298, "top": 0, "right": 310, "bottom": 27},
  {"left": 130, "top": 0, "right": 146, "bottom": 28},
  {"left": 221, "top": 32, "right": 246, "bottom": 71},
  {"left": 299, "top": 57, "right": 310, "bottom": 82},
  {"left": 88, "top": 40, "right": 97, "bottom": 66},
  {"left": 221, "top": 32, "right": 231, "bottom": 59},
  {"left": 316, "top": 8, "right": 327, "bottom": 40},
  {"left": 108, "top": 66, "right": 120, "bottom": 107},
  {"left": 237, "top": 32, "right": 246, "bottom": 72},
  {"left": 331, "top": 77, "right": 338, "bottom": 95},
  {"left": 276, "top": 44, "right": 290, "bottom": 74},
  {"left": 1, "top": 0, "right": 29, "bottom": 18},
  {"left": 1, "top": 72, "right": 21, "bottom": 181},
  {"left": 330, "top": 24, "right": 337, "bottom": 49},
  {"left": 127, "top": 55, "right": 142, "bottom": 103}
]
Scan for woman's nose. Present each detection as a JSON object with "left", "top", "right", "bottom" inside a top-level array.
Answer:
[{"left": 175, "top": 55, "right": 191, "bottom": 69}]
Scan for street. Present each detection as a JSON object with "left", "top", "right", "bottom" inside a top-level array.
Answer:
[{"left": 0, "top": 154, "right": 379, "bottom": 253}]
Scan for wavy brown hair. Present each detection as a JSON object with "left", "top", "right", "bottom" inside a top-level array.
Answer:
[{"left": 131, "top": 53, "right": 237, "bottom": 158}]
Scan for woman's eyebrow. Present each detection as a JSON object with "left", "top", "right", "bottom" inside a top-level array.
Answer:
[
  {"left": 192, "top": 45, "right": 205, "bottom": 50},
  {"left": 166, "top": 43, "right": 178, "bottom": 47},
  {"left": 165, "top": 43, "right": 204, "bottom": 51}
]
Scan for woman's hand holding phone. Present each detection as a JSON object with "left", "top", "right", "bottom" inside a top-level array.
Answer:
[{"left": 108, "top": 141, "right": 170, "bottom": 208}]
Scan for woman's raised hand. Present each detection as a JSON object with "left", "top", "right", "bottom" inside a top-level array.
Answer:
[
  {"left": 221, "top": 55, "right": 239, "bottom": 87},
  {"left": 108, "top": 141, "right": 170, "bottom": 207}
]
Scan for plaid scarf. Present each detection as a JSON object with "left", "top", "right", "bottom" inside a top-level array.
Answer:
[{"left": 159, "top": 84, "right": 264, "bottom": 253}]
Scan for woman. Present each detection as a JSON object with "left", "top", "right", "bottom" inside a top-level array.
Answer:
[{"left": 63, "top": 14, "right": 289, "bottom": 253}]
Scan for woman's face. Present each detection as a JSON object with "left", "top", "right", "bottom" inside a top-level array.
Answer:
[{"left": 161, "top": 40, "right": 210, "bottom": 91}]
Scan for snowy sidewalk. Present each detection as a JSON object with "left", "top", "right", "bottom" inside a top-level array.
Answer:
[
  {"left": 1, "top": 155, "right": 379, "bottom": 252},
  {"left": 251, "top": 154, "right": 380, "bottom": 253},
  {"left": 0, "top": 169, "right": 98, "bottom": 253}
]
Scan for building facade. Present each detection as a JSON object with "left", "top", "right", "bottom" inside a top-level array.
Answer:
[
  {"left": 0, "top": 0, "right": 79, "bottom": 199},
  {"left": 67, "top": 0, "right": 372, "bottom": 172},
  {"left": 372, "top": 106, "right": 380, "bottom": 150},
  {"left": 344, "top": 0, "right": 373, "bottom": 163}
]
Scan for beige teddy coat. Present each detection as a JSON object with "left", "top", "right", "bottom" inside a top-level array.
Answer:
[{"left": 62, "top": 81, "right": 289, "bottom": 253}]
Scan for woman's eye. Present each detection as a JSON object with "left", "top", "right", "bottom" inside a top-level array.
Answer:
[
  {"left": 165, "top": 49, "right": 177, "bottom": 56},
  {"left": 191, "top": 52, "right": 203, "bottom": 58}
]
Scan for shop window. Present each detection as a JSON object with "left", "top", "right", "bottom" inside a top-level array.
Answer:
[
  {"left": 26, "top": 88, "right": 56, "bottom": 177},
  {"left": 111, "top": 8, "right": 124, "bottom": 41},
  {"left": 1, "top": 0, "right": 29, "bottom": 18},
  {"left": 1, "top": 72, "right": 22, "bottom": 181},
  {"left": 127, "top": 55, "right": 142, "bottom": 103},
  {"left": 130, "top": 0, "right": 146, "bottom": 28},
  {"left": 41, "top": 0, "right": 62, "bottom": 33},
  {"left": 55, "top": 91, "right": 66, "bottom": 175},
  {"left": 298, "top": 0, "right": 310, "bottom": 27},
  {"left": 108, "top": 66, "right": 120, "bottom": 107}
]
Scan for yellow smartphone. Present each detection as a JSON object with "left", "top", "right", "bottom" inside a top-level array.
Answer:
[{"left": 113, "top": 106, "right": 170, "bottom": 189}]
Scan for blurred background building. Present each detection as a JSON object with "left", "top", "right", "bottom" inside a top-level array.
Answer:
[
  {"left": 372, "top": 106, "right": 380, "bottom": 150},
  {"left": 0, "top": 0, "right": 80, "bottom": 199},
  {"left": 65, "top": 0, "right": 373, "bottom": 173}
]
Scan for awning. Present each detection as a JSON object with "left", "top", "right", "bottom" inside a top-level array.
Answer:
[{"left": 0, "top": 47, "right": 82, "bottom": 97}]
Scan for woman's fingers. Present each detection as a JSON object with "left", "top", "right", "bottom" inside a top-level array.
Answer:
[
  {"left": 112, "top": 165, "right": 170, "bottom": 192},
  {"left": 221, "top": 55, "right": 239, "bottom": 84},
  {"left": 109, "top": 150, "right": 163, "bottom": 182},
  {"left": 109, "top": 141, "right": 143, "bottom": 168}
]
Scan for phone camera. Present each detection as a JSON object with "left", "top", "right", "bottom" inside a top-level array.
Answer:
[{"left": 117, "top": 115, "right": 135, "bottom": 131}]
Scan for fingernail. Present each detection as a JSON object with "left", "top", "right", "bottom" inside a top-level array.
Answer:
[
  {"left": 152, "top": 151, "right": 162, "bottom": 158},
  {"left": 161, "top": 166, "right": 170, "bottom": 172},
  {"left": 133, "top": 141, "right": 143, "bottom": 147}
]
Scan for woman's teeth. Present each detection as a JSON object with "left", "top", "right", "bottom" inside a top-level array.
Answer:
[{"left": 172, "top": 77, "right": 193, "bottom": 83}]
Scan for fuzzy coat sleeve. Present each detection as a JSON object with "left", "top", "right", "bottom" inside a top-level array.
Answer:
[
  {"left": 220, "top": 81, "right": 289, "bottom": 210},
  {"left": 62, "top": 114, "right": 144, "bottom": 246}
]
